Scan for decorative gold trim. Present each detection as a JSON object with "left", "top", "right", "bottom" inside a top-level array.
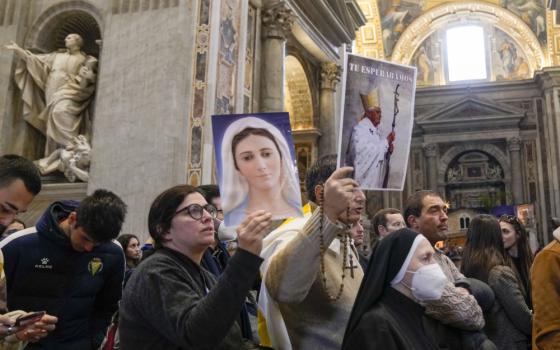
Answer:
[{"left": 391, "top": 1, "right": 547, "bottom": 72}]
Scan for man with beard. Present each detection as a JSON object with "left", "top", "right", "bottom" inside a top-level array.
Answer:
[
  {"left": 0, "top": 155, "right": 58, "bottom": 345},
  {"left": 1, "top": 189, "right": 127, "bottom": 349},
  {"left": 258, "top": 155, "right": 365, "bottom": 349},
  {"left": 0, "top": 155, "right": 41, "bottom": 234}
]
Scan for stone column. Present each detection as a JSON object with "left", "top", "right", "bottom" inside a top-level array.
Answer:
[
  {"left": 319, "top": 62, "right": 342, "bottom": 155},
  {"left": 260, "top": 3, "right": 295, "bottom": 112},
  {"left": 508, "top": 137, "right": 524, "bottom": 204},
  {"left": 535, "top": 68, "right": 560, "bottom": 242},
  {"left": 423, "top": 143, "right": 438, "bottom": 191}
]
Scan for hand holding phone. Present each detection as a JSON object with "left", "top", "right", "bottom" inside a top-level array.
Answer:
[{"left": 14, "top": 311, "right": 46, "bottom": 327}]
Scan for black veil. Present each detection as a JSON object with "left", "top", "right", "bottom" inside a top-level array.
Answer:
[{"left": 342, "top": 228, "right": 419, "bottom": 346}]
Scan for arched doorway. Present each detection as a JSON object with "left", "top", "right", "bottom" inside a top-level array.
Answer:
[
  {"left": 284, "top": 54, "right": 316, "bottom": 199},
  {"left": 284, "top": 55, "right": 314, "bottom": 130},
  {"left": 445, "top": 151, "right": 506, "bottom": 209}
]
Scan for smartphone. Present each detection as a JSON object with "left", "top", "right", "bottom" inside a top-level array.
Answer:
[{"left": 14, "top": 311, "right": 45, "bottom": 327}]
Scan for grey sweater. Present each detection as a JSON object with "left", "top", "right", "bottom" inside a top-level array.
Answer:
[
  {"left": 485, "top": 265, "right": 532, "bottom": 350},
  {"left": 119, "top": 247, "right": 262, "bottom": 350}
]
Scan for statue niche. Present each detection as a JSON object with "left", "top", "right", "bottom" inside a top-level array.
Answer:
[{"left": 5, "top": 33, "right": 98, "bottom": 182}]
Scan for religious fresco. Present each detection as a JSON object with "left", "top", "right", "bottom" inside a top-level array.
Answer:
[
  {"left": 492, "top": 28, "right": 531, "bottom": 80},
  {"left": 501, "top": 0, "right": 546, "bottom": 44},
  {"left": 411, "top": 34, "right": 441, "bottom": 86},
  {"left": 188, "top": 0, "right": 212, "bottom": 186},
  {"left": 378, "top": 0, "right": 424, "bottom": 58},
  {"left": 377, "top": 0, "right": 548, "bottom": 59},
  {"left": 215, "top": 0, "right": 241, "bottom": 115},
  {"left": 243, "top": 4, "right": 257, "bottom": 113}
]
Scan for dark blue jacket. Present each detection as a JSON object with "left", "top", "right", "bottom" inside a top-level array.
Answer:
[{"left": 0, "top": 200, "right": 125, "bottom": 350}]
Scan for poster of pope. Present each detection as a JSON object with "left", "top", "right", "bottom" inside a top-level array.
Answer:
[{"left": 338, "top": 53, "right": 416, "bottom": 191}]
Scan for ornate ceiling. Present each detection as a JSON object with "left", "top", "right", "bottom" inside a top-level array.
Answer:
[{"left": 354, "top": 0, "right": 560, "bottom": 85}]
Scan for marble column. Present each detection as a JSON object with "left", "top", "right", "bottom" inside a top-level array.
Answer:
[
  {"left": 508, "top": 137, "right": 524, "bottom": 204},
  {"left": 535, "top": 68, "right": 560, "bottom": 242},
  {"left": 260, "top": 3, "right": 295, "bottom": 112},
  {"left": 319, "top": 61, "right": 342, "bottom": 156},
  {"left": 423, "top": 143, "right": 438, "bottom": 192}
]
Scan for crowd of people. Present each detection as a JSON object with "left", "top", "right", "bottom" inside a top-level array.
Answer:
[{"left": 0, "top": 153, "right": 559, "bottom": 350}]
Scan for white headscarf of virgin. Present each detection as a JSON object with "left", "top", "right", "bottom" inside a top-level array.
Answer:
[{"left": 220, "top": 116, "right": 301, "bottom": 217}]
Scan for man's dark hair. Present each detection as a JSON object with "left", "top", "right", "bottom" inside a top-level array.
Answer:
[
  {"left": 75, "top": 189, "right": 127, "bottom": 242},
  {"left": 371, "top": 208, "right": 401, "bottom": 236},
  {"left": 197, "top": 184, "right": 220, "bottom": 204},
  {"left": 0, "top": 155, "right": 41, "bottom": 195},
  {"left": 148, "top": 185, "right": 203, "bottom": 248},
  {"left": 403, "top": 190, "right": 440, "bottom": 227},
  {"left": 305, "top": 155, "right": 337, "bottom": 204}
]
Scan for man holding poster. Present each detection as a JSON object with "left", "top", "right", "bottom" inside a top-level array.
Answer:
[{"left": 345, "top": 88, "right": 395, "bottom": 189}]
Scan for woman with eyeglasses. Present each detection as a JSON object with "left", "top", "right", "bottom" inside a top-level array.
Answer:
[
  {"left": 499, "top": 214, "right": 533, "bottom": 307},
  {"left": 118, "top": 185, "right": 272, "bottom": 350},
  {"left": 461, "top": 215, "right": 531, "bottom": 350}
]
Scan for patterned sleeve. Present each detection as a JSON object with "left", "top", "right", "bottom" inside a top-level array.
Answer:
[{"left": 423, "top": 282, "right": 485, "bottom": 331}]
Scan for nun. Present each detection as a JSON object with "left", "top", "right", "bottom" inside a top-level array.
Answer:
[{"left": 342, "top": 228, "right": 457, "bottom": 350}]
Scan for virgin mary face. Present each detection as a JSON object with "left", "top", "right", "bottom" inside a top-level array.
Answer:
[{"left": 234, "top": 134, "right": 282, "bottom": 192}]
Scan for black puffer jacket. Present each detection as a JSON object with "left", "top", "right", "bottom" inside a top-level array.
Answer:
[{"left": 0, "top": 201, "right": 125, "bottom": 350}]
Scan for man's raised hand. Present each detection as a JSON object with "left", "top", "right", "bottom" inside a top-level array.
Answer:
[{"left": 323, "top": 167, "right": 359, "bottom": 223}]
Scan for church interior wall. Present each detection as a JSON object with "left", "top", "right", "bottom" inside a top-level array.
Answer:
[
  {"left": 89, "top": 0, "right": 195, "bottom": 237},
  {"left": 0, "top": 1, "right": 27, "bottom": 157},
  {"left": 4, "top": 0, "right": 560, "bottom": 243},
  {"left": 411, "top": 76, "right": 555, "bottom": 242}
]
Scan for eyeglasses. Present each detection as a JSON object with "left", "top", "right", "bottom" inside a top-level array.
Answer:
[{"left": 174, "top": 204, "right": 217, "bottom": 220}]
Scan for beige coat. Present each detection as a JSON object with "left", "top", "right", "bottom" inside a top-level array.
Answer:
[{"left": 260, "top": 208, "right": 363, "bottom": 350}]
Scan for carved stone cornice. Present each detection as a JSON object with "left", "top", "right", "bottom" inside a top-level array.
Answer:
[
  {"left": 423, "top": 143, "right": 438, "bottom": 157},
  {"left": 534, "top": 67, "right": 560, "bottom": 91},
  {"left": 507, "top": 137, "right": 522, "bottom": 152},
  {"left": 320, "top": 62, "right": 341, "bottom": 90},
  {"left": 262, "top": 3, "right": 295, "bottom": 40}
]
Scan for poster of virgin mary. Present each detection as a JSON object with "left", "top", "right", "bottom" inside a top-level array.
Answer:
[{"left": 212, "top": 112, "right": 303, "bottom": 226}]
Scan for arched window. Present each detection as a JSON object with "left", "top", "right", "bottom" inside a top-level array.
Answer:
[
  {"left": 284, "top": 55, "right": 314, "bottom": 130},
  {"left": 446, "top": 26, "right": 487, "bottom": 82},
  {"left": 459, "top": 215, "right": 471, "bottom": 230}
]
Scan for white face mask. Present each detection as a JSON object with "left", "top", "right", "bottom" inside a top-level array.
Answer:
[{"left": 403, "top": 263, "right": 448, "bottom": 301}]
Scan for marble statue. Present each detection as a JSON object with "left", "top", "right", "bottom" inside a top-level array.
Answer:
[
  {"left": 5, "top": 33, "right": 97, "bottom": 156},
  {"left": 35, "top": 135, "right": 91, "bottom": 183}
]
